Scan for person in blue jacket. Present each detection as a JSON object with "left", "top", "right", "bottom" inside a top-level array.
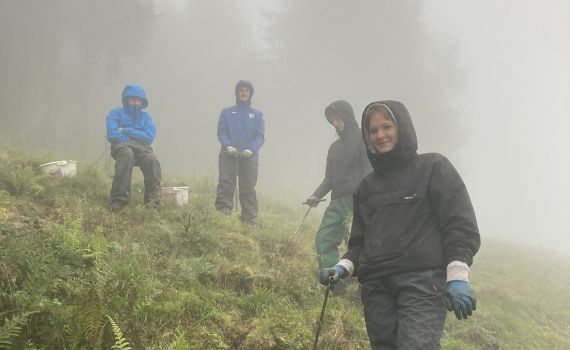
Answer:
[
  {"left": 106, "top": 84, "right": 162, "bottom": 213},
  {"left": 215, "top": 80, "right": 265, "bottom": 225}
]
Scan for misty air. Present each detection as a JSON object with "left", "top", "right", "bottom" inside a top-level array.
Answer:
[{"left": 0, "top": 1, "right": 568, "bottom": 349}]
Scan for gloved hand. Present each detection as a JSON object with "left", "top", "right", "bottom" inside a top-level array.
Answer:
[
  {"left": 319, "top": 265, "right": 348, "bottom": 286},
  {"left": 305, "top": 196, "right": 321, "bottom": 208},
  {"left": 226, "top": 146, "right": 237, "bottom": 155},
  {"left": 118, "top": 127, "right": 124, "bottom": 133},
  {"left": 447, "top": 280, "right": 476, "bottom": 320},
  {"left": 242, "top": 149, "right": 253, "bottom": 158}
]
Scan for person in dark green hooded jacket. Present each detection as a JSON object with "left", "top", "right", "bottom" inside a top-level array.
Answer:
[{"left": 305, "top": 100, "right": 371, "bottom": 295}]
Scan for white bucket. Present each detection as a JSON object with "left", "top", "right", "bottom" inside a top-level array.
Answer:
[
  {"left": 39, "top": 160, "right": 77, "bottom": 177},
  {"left": 161, "top": 186, "right": 190, "bottom": 206}
]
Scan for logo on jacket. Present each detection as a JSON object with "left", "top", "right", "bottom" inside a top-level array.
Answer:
[
  {"left": 249, "top": 113, "right": 255, "bottom": 119},
  {"left": 403, "top": 193, "right": 417, "bottom": 200}
]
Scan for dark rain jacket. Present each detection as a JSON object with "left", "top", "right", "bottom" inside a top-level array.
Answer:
[
  {"left": 106, "top": 85, "right": 157, "bottom": 145},
  {"left": 343, "top": 100, "right": 480, "bottom": 282},
  {"left": 311, "top": 100, "right": 372, "bottom": 200},
  {"left": 217, "top": 80, "right": 265, "bottom": 162}
]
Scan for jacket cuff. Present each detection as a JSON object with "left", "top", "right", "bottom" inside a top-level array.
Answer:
[
  {"left": 446, "top": 261, "right": 470, "bottom": 282},
  {"left": 336, "top": 259, "right": 354, "bottom": 277}
]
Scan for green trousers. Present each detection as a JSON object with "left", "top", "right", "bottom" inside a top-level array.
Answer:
[{"left": 315, "top": 195, "right": 353, "bottom": 269}]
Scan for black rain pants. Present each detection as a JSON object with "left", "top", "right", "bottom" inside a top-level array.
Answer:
[
  {"left": 360, "top": 268, "right": 448, "bottom": 350},
  {"left": 215, "top": 152, "right": 258, "bottom": 222},
  {"left": 110, "top": 141, "right": 162, "bottom": 206}
]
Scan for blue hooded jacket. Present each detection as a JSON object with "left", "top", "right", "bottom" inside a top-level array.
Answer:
[
  {"left": 217, "top": 80, "right": 265, "bottom": 162},
  {"left": 106, "top": 84, "right": 157, "bottom": 145}
]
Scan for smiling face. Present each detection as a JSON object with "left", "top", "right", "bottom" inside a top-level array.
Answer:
[
  {"left": 368, "top": 111, "right": 398, "bottom": 154},
  {"left": 237, "top": 86, "right": 251, "bottom": 103}
]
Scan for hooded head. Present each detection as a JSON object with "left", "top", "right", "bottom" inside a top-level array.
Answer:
[
  {"left": 324, "top": 100, "right": 358, "bottom": 138},
  {"left": 235, "top": 80, "right": 254, "bottom": 106},
  {"left": 361, "top": 100, "right": 418, "bottom": 173},
  {"left": 122, "top": 84, "right": 148, "bottom": 116}
]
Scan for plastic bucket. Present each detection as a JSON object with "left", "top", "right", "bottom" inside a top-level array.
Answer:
[
  {"left": 161, "top": 186, "right": 190, "bottom": 206},
  {"left": 39, "top": 160, "right": 77, "bottom": 177}
]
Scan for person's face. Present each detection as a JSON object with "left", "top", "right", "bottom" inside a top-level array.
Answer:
[
  {"left": 368, "top": 112, "right": 398, "bottom": 153},
  {"left": 238, "top": 86, "right": 251, "bottom": 103},
  {"left": 328, "top": 114, "right": 345, "bottom": 131},
  {"left": 127, "top": 96, "right": 143, "bottom": 106}
]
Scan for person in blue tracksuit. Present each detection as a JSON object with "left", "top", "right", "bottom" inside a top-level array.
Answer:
[
  {"left": 106, "top": 84, "right": 162, "bottom": 213},
  {"left": 215, "top": 80, "right": 265, "bottom": 225}
]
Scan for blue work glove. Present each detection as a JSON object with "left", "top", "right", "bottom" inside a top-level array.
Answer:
[
  {"left": 319, "top": 265, "right": 348, "bottom": 286},
  {"left": 447, "top": 280, "right": 476, "bottom": 320}
]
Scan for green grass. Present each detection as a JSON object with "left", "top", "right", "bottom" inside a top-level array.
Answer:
[{"left": 0, "top": 143, "right": 569, "bottom": 349}]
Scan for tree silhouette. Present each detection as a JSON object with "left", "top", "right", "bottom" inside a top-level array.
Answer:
[
  {"left": 0, "top": 0, "right": 155, "bottom": 151},
  {"left": 264, "top": 0, "right": 465, "bottom": 153}
]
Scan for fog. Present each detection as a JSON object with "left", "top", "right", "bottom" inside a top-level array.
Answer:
[{"left": 0, "top": 1, "right": 568, "bottom": 253}]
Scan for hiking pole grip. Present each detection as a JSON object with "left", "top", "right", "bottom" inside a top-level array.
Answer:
[
  {"left": 312, "top": 283, "right": 331, "bottom": 350},
  {"left": 301, "top": 198, "right": 327, "bottom": 205}
]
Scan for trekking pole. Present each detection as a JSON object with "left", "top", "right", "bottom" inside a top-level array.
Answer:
[
  {"left": 282, "top": 199, "right": 326, "bottom": 256},
  {"left": 234, "top": 152, "right": 239, "bottom": 214},
  {"left": 313, "top": 282, "right": 332, "bottom": 350}
]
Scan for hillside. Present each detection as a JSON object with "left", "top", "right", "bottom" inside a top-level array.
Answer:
[{"left": 0, "top": 144, "right": 569, "bottom": 349}]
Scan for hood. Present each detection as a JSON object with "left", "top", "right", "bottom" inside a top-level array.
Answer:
[
  {"left": 235, "top": 80, "right": 254, "bottom": 106},
  {"left": 325, "top": 100, "right": 358, "bottom": 137},
  {"left": 361, "top": 100, "right": 418, "bottom": 173},
  {"left": 122, "top": 84, "right": 148, "bottom": 109}
]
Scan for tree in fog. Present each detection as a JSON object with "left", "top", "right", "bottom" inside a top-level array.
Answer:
[
  {"left": 134, "top": 0, "right": 264, "bottom": 173},
  {"left": 0, "top": 0, "right": 155, "bottom": 151},
  {"left": 264, "top": 0, "right": 465, "bottom": 153}
]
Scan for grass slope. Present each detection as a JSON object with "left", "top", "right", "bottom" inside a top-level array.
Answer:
[{"left": 0, "top": 144, "right": 569, "bottom": 349}]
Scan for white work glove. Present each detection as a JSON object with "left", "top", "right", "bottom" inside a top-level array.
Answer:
[
  {"left": 118, "top": 127, "right": 125, "bottom": 133},
  {"left": 242, "top": 149, "right": 253, "bottom": 158},
  {"left": 226, "top": 146, "right": 237, "bottom": 155}
]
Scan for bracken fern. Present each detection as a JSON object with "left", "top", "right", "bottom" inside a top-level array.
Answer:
[
  {"left": 52, "top": 214, "right": 82, "bottom": 256},
  {"left": 83, "top": 227, "right": 108, "bottom": 268},
  {"left": 0, "top": 312, "right": 30, "bottom": 349},
  {"left": 165, "top": 330, "right": 190, "bottom": 350},
  {"left": 81, "top": 292, "right": 105, "bottom": 346},
  {"left": 106, "top": 315, "right": 132, "bottom": 350}
]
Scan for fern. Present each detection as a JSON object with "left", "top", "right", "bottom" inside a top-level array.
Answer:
[
  {"left": 81, "top": 293, "right": 104, "bottom": 346},
  {"left": 0, "top": 312, "right": 30, "bottom": 349},
  {"left": 93, "top": 260, "right": 112, "bottom": 301},
  {"left": 83, "top": 227, "right": 108, "bottom": 268},
  {"left": 52, "top": 214, "right": 82, "bottom": 254},
  {"left": 81, "top": 251, "right": 113, "bottom": 347},
  {"left": 165, "top": 330, "right": 190, "bottom": 350},
  {"left": 106, "top": 315, "right": 132, "bottom": 350}
]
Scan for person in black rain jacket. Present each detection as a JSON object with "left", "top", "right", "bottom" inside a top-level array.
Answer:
[{"left": 319, "top": 100, "right": 481, "bottom": 349}]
